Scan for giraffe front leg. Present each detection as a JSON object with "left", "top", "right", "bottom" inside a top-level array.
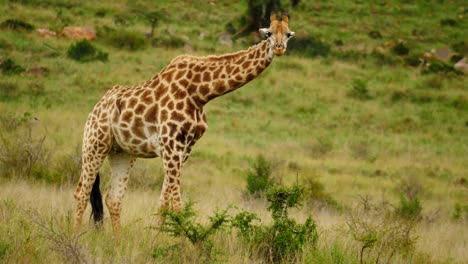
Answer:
[
  {"left": 105, "top": 152, "right": 135, "bottom": 233},
  {"left": 157, "top": 148, "right": 183, "bottom": 225}
]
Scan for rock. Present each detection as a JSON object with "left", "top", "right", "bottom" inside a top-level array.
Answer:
[
  {"left": 433, "top": 46, "right": 452, "bottom": 62},
  {"left": 27, "top": 67, "right": 49, "bottom": 77},
  {"left": 36, "top": 28, "right": 56, "bottom": 38},
  {"left": 454, "top": 57, "right": 467, "bottom": 73},
  {"left": 219, "top": 33, "right": 233, "bottom": 47},
  {"left": 61, "top": 26, "right": 96, "bottom": 40}
]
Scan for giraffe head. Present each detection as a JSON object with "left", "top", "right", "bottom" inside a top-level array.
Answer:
[{"left": 259, "top": 13, "right": 295, "bottom": 56}]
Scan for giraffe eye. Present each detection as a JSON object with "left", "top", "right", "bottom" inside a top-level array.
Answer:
[
  {"left": 265, "top": 31, "right": 272, "bottom": 38},
  {"left": 286, "top": 32, "right": 293, "bottom": 38}
]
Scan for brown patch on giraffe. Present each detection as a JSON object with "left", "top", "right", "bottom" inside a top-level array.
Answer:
[
  {"left": 132, "top": 118, "right": 146, "bottom": 139},
  {"left": 179, "top": 78, "right": 189, "bottom": 88},
  {"left": 144, "top": 104, "right": 158, "bottom": 123},
  {"left": 199, "top": 84, "right": 209, "bottom": 96},
  {"left": 155, "top": 86, "right": 168, "bottom": 99},
  {"left": 186, "top": 70, "right": 193, "bottom": 79},
  {"left": 175, "top": 70, "right": 187, "bottom": 80},
  {"left": 161, "top": 69, "right": 175, "bottom": 82},
  {"left": 214, "top": 81, "right": 225, "bottom": 94},
  {"left": 231, "top": 67, "right": 241, "bottom": 75},
  {"left": 228, "top": 79, "right": 242, "bottom": 88},
  {"left": 160, "top": 109, "right": 169, "bottom": 122},
  {"left": 116, "top": 99, "right": 122, "bottom": 113},
  {"left": 235, "top": 75, "right": 243, "bottom": 82},
  {"left": 213, "top": 68, "right": 222, "bottom": 79},
  {"left": 177, "top": 62, "right": 187, "bottom": 69},
  {"left": 202, "top": 72, "right": 211, "bottom": 82},
  {"left": 160, "top": 95, "right": 170, "bottom": 107},
  {"left": 148, "top": 125, "right": 157, "bottom": 134},
  {"left": 171, "top": 111, "right": 185, "bottom": 122},
  {"left": 226, "top": 65, "right": 235, "bottom": 74},
  {"left": 135, "top": 104, "right": 145, "bottom": 115},
  {"left": 176, "top": 102, "right": 184, "bottom": 111},
  {"left": 131, "top": 139, "right": 142, "bottom": 145},
  {"left": 121, "top": 130, "right": 131, "bottom": 141},
  {"left": 246, "top": 73, "right": 255, "bottom": 82},
  {"left": 242, "top": 61, "right": 252, "bottom": 68},
  {"left": 187, "top": 84, "right": 197, "bottom": 95},
  {"left": 169, "top": 177, "right": 175, "bottom": 183},
  {"left": 193, "top": 73, "right": 201, "bottom": 83},
  {"left": 161, "top": 125, "right": 168, "bottom": 135},
  {"left": 167, "top": 101, "right": 174, "bottom": 110},
  {"left": 121, "top": 111, "right": 132, "bottom": 123},
  {"left": 174, "top": 90, "right": 187, "bottom": 100},
  {"left": 128, "top": 98, "right": 138, "bottom": 108}
]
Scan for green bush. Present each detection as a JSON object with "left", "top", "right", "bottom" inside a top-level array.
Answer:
[
  {"left": 396, "top": 176, "right": 423, "bottom": 220},
  {"left": 303, "top": 177, "right": 342, "bottom": 211},
  {"left": 103, "top": 29, "right": 146, "bottom": 51},
  {"left": 0, "top": 113, "right": 52, "bottom": 180},
  {"left": 233, "top": 184, "right": 318, "bottom": 263},
  {"left": 0, "top": 19, "right": 34, "bottom": 31},
  {"left": 155, "top": 201, "right": 230, "bottom": 260},
  {"left": 288, "top": 36, "right": 331, "bottom": 58},
  {"left": 348, "top": 78, "right": 371, "bottom": 100},
  {"left": 246, "top": 155, "right": 273, "bottom": 197},
  {"left": 347, "top": 197, "right": 418, "bottom": 264},
  {"left": 67, "top": 40, "right": 108, "bottom": 63},
  {"left": 0, "top": 58, "right": 25, "bottom": 75}
]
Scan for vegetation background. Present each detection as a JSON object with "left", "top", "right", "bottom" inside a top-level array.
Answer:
[{"left": 0, "top": 0, "right": 466, "bottom": 263}]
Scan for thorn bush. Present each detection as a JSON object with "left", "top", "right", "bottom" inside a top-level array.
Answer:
[
  {"left": 246, "top": 155, "right": 273, "bottom": 197},
  {"left": 67, "top": 40, "right": 108, "bottom": 63},
  {"left": 233, "top": 184, "right": 319, "bottom": 263}
]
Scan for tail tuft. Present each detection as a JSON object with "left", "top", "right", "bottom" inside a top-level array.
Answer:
[{"left": 90, "top": 173, "right": 104, "bottom": 227}]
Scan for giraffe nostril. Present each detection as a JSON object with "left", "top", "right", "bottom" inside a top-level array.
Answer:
[{"left": 275, "top": 43, "right": 284, "bottom": 49}]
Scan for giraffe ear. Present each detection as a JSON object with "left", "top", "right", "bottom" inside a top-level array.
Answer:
[
  {"left": 270, "top": 13, "right": 277, "bottom": 22},
  {"left": 259, "top": 28, "right": 271, "bottom": 38}
]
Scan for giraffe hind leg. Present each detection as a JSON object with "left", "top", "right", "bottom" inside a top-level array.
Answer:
[
  {"left": 90, "top": 173, "right": 104, "bottom": 227},
  {"left": 105, "top": 152, "right": 135, "bottom": 233},
  {"left": 73, "top": 153, "right": 107, "bottom": 231}
]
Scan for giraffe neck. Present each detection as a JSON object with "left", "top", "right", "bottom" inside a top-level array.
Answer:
[
  {"left": 195, "top": 40, "right": 273, "bottom": 105},
  {"left": 155, "top": 40, "right": 274, "bottom": 106}
]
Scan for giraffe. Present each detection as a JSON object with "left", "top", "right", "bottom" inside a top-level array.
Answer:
[{"left": 73, "top": 13, "right": 295, "bottom": 232}]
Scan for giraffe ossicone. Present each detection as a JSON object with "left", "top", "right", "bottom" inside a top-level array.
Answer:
[{"left": 73, "top": 13, "right": 295, "bottom": 232}]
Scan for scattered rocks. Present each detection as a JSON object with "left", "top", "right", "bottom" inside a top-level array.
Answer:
[
  {"left": 454, "top": 57, "right": 468, "bottom": 73},
  {"left": 433, "top": 46, "right": 453, "bottom": 62},
  {"left": 61, "top": 26, "right": 96, "bottom": 40},
  {"left": 27, "top": 67, "right": 49, "bottom": 77},
  {"left": 219, "top": 33, "right": 233, "bottom": 47},
  {"left": 36, "top": 28, "right": 56, "bottom": 38}
]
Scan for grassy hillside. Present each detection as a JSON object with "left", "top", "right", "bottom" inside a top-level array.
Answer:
[{"left": 0, "top": 0, "right": 467, "bottom": 263}]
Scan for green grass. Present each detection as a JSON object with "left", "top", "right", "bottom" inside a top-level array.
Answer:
[{"left": 0, "top": 0, "right": 467, "bottom": 263}]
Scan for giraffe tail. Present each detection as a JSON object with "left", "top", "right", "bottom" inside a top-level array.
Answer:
[{"left": 90, "top": 173, "right": 104, "bottom": 227}]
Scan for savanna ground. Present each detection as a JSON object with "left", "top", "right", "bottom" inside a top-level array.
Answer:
[{"left": 0, "top": 0, "right": 467, "bottom": 263}]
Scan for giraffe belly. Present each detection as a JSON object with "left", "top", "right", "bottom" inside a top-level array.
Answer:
[{"left": 112, "top": 127, "right": 162, "bottom": 159}]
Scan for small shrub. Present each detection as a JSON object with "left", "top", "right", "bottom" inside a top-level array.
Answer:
[
  {"left": 348, "top": 78, "right": 371, "bottom": 100},
  {"left": 0, "top": 81, "right": 20, "bottom": 100},
  {"left": 105, "top": 30, "right": 146, "bottom": 51},
  {"left": 0, "top": 113, "right": 52, "bottom": 180},
  {"left": 347, "top": 197, "right": 418, "bottom": 264},
  {"left": 156, "top": 201, "right": 231, "bottom": 259},
  {"left": 0, "top": 19, "right": 34, "bottom": 31},
  {"left": 152, "top": 34, "right": 186, "bottom": 48},
  {"left": 67, "top": 40, "right": 108, "bottom": 63},
  {"left": 391, "top": 42, "right": 410, "bottom": 56},
  {"left": 368, "top": 30, "right": 382, "bottom": 39},
  {"left": 452, "top": 203, "right": 468, "bottom": 221},
  {"left": 396, "top": 176, "right": 423, "bottom": 220},
  {"left": 233, "top": 184, "right": 318, "bottom": 263},
  {"left": 303, "top": 177, "right": 341, "bottom": 210},
  {"left": 440, "top": 18, "right": 458, "bottom": 27},
  {"left": 0, "top": 58, "right": 25, "bottom": 75},
  {"left": 246, "top": 155, "right": 273, "bottom": 197},
  {"left": 288, "top": 36, "right": 331, "bottom": 58},
  {"left": 422, "top": 60, "right": 461, "bottom": 75}
]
